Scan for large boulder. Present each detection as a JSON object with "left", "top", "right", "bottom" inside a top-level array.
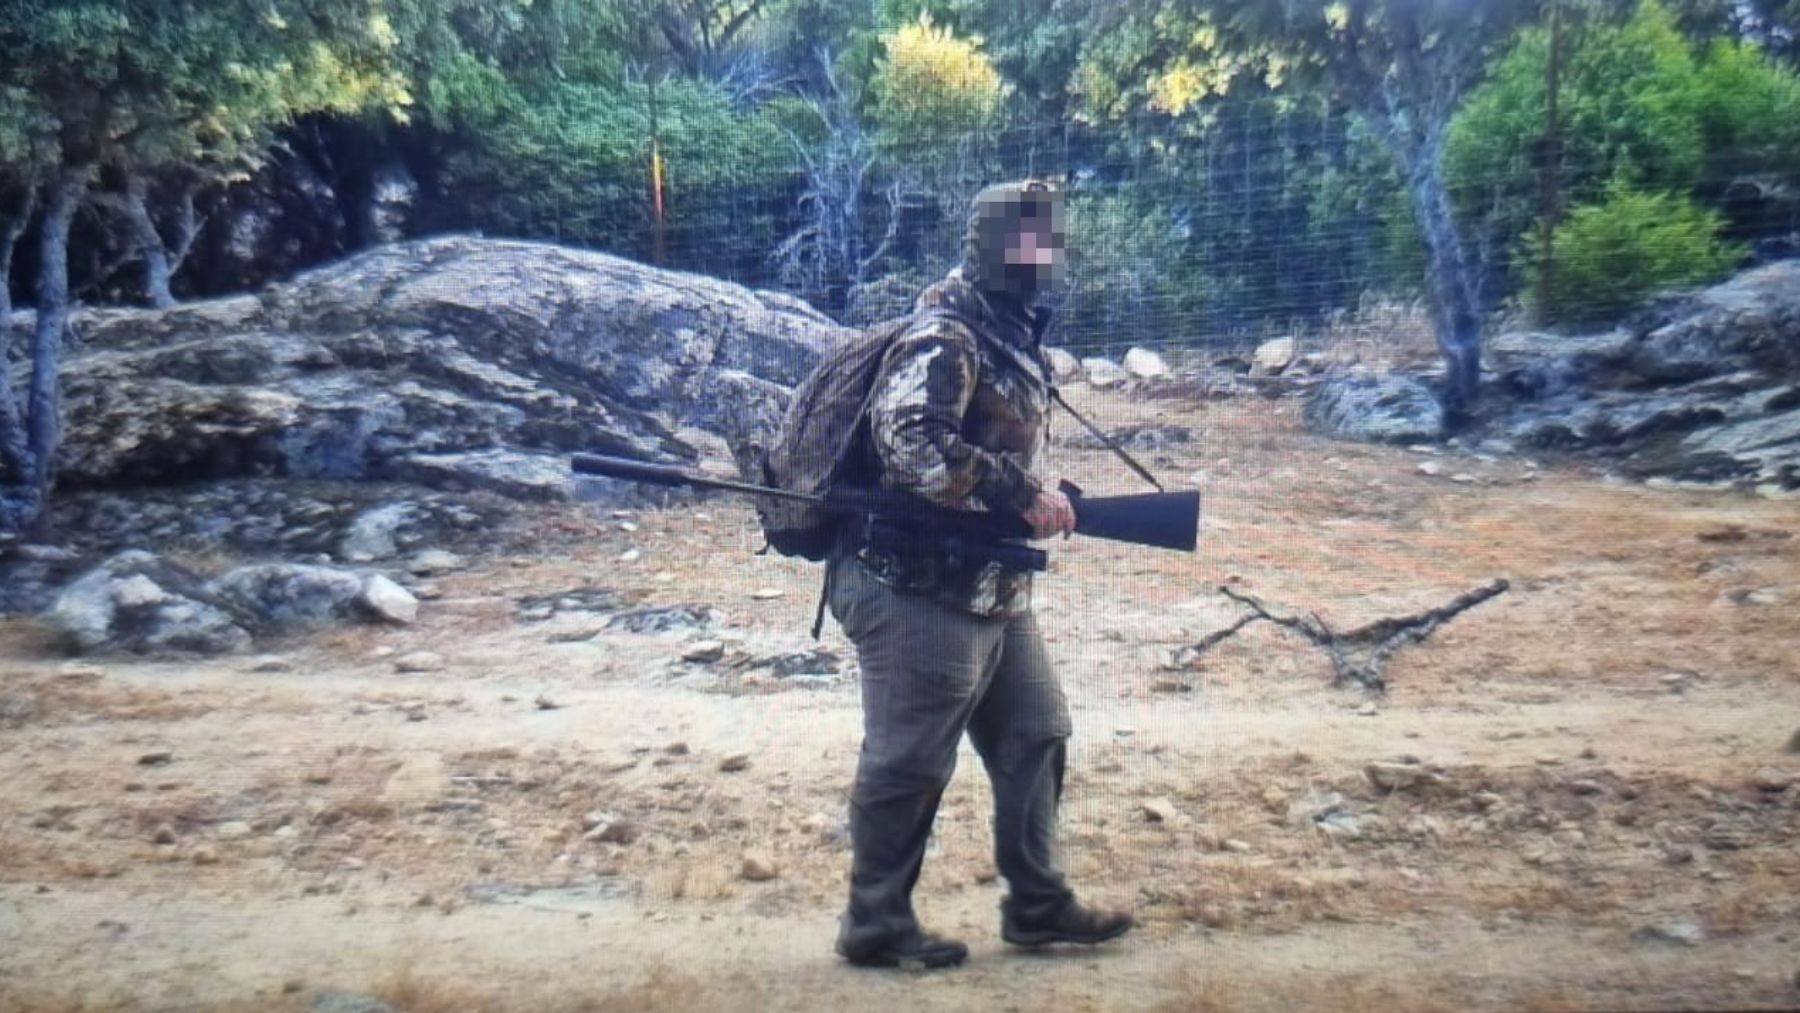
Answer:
[
  {"left": 206, "top": 563, "right": 371, "bottom": 632},
  {"left": 26, "top": 236, "right": 851, "bottom": 501},
  {"left": 1306, "top": 373, "right": 1445, "bottom": 444},
  {"left": 1482, "top": 261, "right": 1800, "bottom": 488},
  {"left": 48, "top": 551, "right": 257, "bottom": 655}
]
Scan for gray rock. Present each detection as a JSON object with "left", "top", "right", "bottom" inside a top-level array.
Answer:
[
  {"left": 208, "top": 563, "right": 366, "bottom": 632},
  {"left": 1634, "top": 920, "right": 1705, "bottom": 947},
  {"left": 340, "top": 503, "right": 415, "bottom": 561},
  {"left": 51, "top": 236, "right": 849, "bottom": 502},
  {"left": 1365, "top": 761, "right": 1429, "bottom": 792},
  {"left": 393, "top": 651, "right": 446, "bottom": 674},
  {"left": 47, "top": 551, "right": 256, "bottom": 655},
  {"left": 358, "top": 575, "right": 418, "bottom": 625},
  {"left": 1046, "top": 347, "right": 1082, "bottom": 382},
  {"left": 1123, "top": 347, "right": 1171, "bottom": 379},
  {"left": 1252, "top": 337, "right": 1298, "bottom": 377},
  {"left": 1082, "top": 357, "right": 1128, "bottom": 388},
  {"left": 606, "top": 605, "right": 717, "bottom": 635},
  {"left": 407, "top": 549, "right": 466, "bottom": 576},
  {"left": 311, "top": 993, "right": 397, "bottom": 1013},
  {"left": 1306, "top": 373, "right": 1444, "bottom": 444}
]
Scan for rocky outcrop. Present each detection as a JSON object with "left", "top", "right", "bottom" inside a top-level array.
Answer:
[
  {"left": 47, "top": 550, "right": 425, "bottom": 655},
  {"left": 1305, "top": 373, "right": 1446, "bottom": 444},
  {"left": 1482, "top": 261, "right": 1800, "bottom": 489},
  {"left": 15, "top": 235, "right": 849, "bottom": 501}
]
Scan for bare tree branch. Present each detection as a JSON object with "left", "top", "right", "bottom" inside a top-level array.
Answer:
[{"left": 1187, "top": 579, "right": 1511, "bottom": 691}]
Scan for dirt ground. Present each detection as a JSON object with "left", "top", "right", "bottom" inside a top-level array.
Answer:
[{"left": 3, "top": 386, "right": 1798, "bottom": 1012}]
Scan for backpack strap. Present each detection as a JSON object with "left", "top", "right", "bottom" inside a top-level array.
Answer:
[{"left": 1048, "top": 387, "right": 1165, "bottom": 492}]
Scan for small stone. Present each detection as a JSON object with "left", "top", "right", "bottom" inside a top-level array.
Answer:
[
  {"left": 1356, "top": 702, "right": 1378, "bottom": 717},
  {"left": 583, "top": 824, "right": 640, "bottom": 849},
  {"left": 1261, "top": 786, "right": 1288, "bottom": 811},
  {"left": 248, "top": 655, "right": 293, "bottom": 673},
  {"left": 1473, "top": 792, "right": 1504, "bottom": 810},
  {"left": 1150, "top": 678, "right": 1190, "bottom": 694},
  {"left": 534, "top": 694, "right": 561, "bottom": 711},
  {"left": 137, "top": 751, "right": 174, "bottom": 766},
  {"left": 617, "top": 521, "right": 640, "bottom": 533},
  {"left": 741, "top": 853, "right": 780, "bottom": 882},
  {"left": 751, "top": 588, "right": 785, "bottom": 601},
  {"left": 1635, "top": 920, "right": 1704, "bottom": 947},
  {"left": 1417, "top": 461, "right": 1443, "bottom": 477},
  {"left": 1567, "top": 780, "right": 1605, "bottom": 797},
  {"left": 1365, "top": 762, "right": 1427, "bottom": 791},
  {"left": 1140, "top": 797, "right": 1179, "bottom": 823},
  {"left": 1751, "top": 768, "right": 1794, "bottom": 792},
  {"left": 408, "top": 550, "right": 466, "bottom": 576},
  {"left": 359, "top": 575, "right": 419, "bottom": 625},
  {"left": 393, "top": 651, "right": 445, "bottom": 674},
  {"left": 405, "top": 708, "right": 428, "bottom": 722},
  {"left": 191, "top": 845, "right": 220, "bottom": 865},
  {"left": 617, "top": 549, "right": 641, "bottom": 564},
  {"left": 719, "top": 753, "right": 751, "bottom": 773},
  {"left": 1223, "top": 839, "right": 1252, "bottom": 853},
  {"left": 664, "top": 742, "right": 690, "bottom": 756},
  {"left": 282, "top": 979, "right": 304, "bottom": 994},
  {"left": 682, "top": 640, "right": 726, "bottom": 664},
  {"left": 215, "top": 821, "right": 252, "bottom": 840},
  {"left": 1450, "top": 473, "right": 1479, "bottom": 485}
]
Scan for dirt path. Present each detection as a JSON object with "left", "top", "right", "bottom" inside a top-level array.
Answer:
[{"left": 3, "top": 389, "right": 1798, "bottom": 1011}]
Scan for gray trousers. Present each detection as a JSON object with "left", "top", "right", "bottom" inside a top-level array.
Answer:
[{"left": 826, "top": 554, "right": 1075, "bottom": 951}]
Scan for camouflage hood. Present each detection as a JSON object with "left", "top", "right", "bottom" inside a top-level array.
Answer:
[{"left": 960, "top": 179, "right": 1066, "bottom": 304}]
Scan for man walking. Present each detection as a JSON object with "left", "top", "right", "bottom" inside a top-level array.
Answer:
[{"left": 826, "top": 179, "right": 1134, "bottom": 970}]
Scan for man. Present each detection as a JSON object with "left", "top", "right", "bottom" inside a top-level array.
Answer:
[{"left": 826, "top": 179, "right": 1134, "bottom": 970}]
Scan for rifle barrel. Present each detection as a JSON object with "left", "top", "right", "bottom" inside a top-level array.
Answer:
[{"left": 570, "top": 453, "right": 822, "bottom": 506}]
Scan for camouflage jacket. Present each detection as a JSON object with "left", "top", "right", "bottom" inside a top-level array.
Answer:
[{"left": 850, "top": 266, "right": 1054, "bottom": 618}]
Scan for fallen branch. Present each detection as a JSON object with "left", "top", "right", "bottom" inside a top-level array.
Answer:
[{"left": 1184, "top": 578, "right": 1510, "bottom": 692}]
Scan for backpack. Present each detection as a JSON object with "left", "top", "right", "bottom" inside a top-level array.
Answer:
[{"left": 752, "top": 307, "right": 965, "bottom": 560}]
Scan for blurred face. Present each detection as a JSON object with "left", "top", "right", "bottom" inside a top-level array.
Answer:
[{"left": 1002, "top": 211, "right": 1066, "bottom": 292}]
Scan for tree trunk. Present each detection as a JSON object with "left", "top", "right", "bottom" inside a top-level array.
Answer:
[
  {"left": 122, "top": 169, "right": 176, "bottom": 309},
  {"left": 8, "top": 162, "right": 91, "bottom": 531},
  {"left": 0, "top": 186, "right": 35, "bottom": 508},
  {"left": 1399, "top": 134, "right": 1484, "bottom": 429}
]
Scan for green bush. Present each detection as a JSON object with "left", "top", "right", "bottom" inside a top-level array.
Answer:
[
  {"left": 1059, "top": 192, "right": 1209, "bottom": 354},
  {"left": 1520, "top": 182, "right": 1744, "bottom": 325}
]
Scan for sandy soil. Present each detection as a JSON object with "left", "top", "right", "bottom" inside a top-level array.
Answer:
[{"left": 2, "top": 386, "right": 1798, "bottom": 1012}]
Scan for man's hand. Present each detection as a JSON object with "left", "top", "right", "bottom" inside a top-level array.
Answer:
[{"left": 1022, "top": 485, "right": 1077, "bottom": 540}]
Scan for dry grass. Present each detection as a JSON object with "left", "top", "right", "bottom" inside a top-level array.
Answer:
[
  {"left": 371, "top": 960, "right": 726, "bottom": 1013},
  {"left": 1150, "top": 965, "right": 1460, "bottom": 1013}
]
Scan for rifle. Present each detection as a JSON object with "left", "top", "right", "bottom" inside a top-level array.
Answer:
[{"left": 569, "top": 453, "right": 1201, "bottom": 570}]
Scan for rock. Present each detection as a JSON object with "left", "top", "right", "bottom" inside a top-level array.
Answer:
[
  {"left": 53, "top": 236, "right": 848, "bottom": 504},
  {"left": 1365, "top": 762, "right": 1428, "bottom": 792},
  {"left": 740, "top": 853, "right": 780, "bottom": 882},
  {"left": 339, "top": 503, "right": 415, "bottom": 561},
  {"left": 137, "top": 751, "right": 174, "bottom": 766},
  {"left": 1046, "top": 347, "right": 1082, "bottom": 382},
  {"left": 1261, "top": 786, "right": 1289, "bottom": 812},
  {"left": 606, "top": 605, "right": 717, "bottom": 635},
  {"left": 749, "top": 648, "right": 843, "bottom": 678},
  {"left": 358, "top": 575, "right": 418, "bottom": 625},
  {"left": 664, "top": 742, "right": 690, "bottom": 756},
  {"left": 1635, "top": 920, "right": 1705, "bottom": 947},
  {"left": 719, "top": 753, "right": 751, "bottom": 773},
  {"left": 1787, "top": 728, "right": 1800, "bottom": 754},
  {"left": 1223, "top": 839, "right": 1252, "bottom": 853},
  {"left": 393, "top": 651, "right": 446, "bottom": 674},
  {"left": 1123, "top": 347, "right": 1171, "bottom": 379},
  {"left": 1140, "top": 798, "right": 1179, "bottom": 823},
  {"left": 407, "top": 549, "right": 466, "bottom": 576},
  {"left": 1251, "top": 337, "right": 1298, "bottom": 377},
  {"left": 1305, "top": 373, "right": 1444, "bottom": 444},
  {"left": 191, "top": 845, "right": 220, "bottom": 865},
  {"left": 215, "top": 821, "right": 253, "bottom": 841},
  {"left": 208, "top": 563, "right": 367, "bottom": 632},
  {"left": 48, "top": 551, "right": 256, "bottom": 656},
  {"left": 1417, "top": 461, "right": 1443, "bottom": 476},
  {"left": 681, "top": 640, "right": 726, "bottom": 663},
  {"left": 1751, "top": 768, "right": 1794, "bottom": 792},
  {"left": 149, "top": 823, "right": 177, "bottom": 845},
  {"left": 311, "top": 992, "right": 397, "bottom": 1013},
  {"left": 1082, "top": 357, "right": 1128, "bottom": 388},
  {"left": 248, "top": 655, "right": 294, "bottom": 673},
  {"left": 1356, "top": 702, "right": 1379, "bottom": 717},
  {"left": 534, "top": 694, "right": 560, "bottom": 710},
  {"left": 585, "top": 820, "right": 640, "bottom": 845},
  {"left": 751, "top": 587, "right": 785, "bottom": 601}
]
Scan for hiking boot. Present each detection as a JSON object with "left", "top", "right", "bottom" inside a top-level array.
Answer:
[
  {"left": 836, "top": 929, "right": 970, "bottom": 970},
  {"left": 1001, "top": 898, "right": 1134, "bottom": 948}
]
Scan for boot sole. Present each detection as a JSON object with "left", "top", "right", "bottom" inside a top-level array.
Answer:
[
  {"left": 841, "top": 949, "right": 969, "bottom": 971},
  {"left": 1002, "top": 922, "right": 1134, "bottom": 949}
]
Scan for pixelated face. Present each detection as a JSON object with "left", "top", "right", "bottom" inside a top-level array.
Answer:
[{"left": 993, "top": 193, "right": 1066, "bottom": 284}]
